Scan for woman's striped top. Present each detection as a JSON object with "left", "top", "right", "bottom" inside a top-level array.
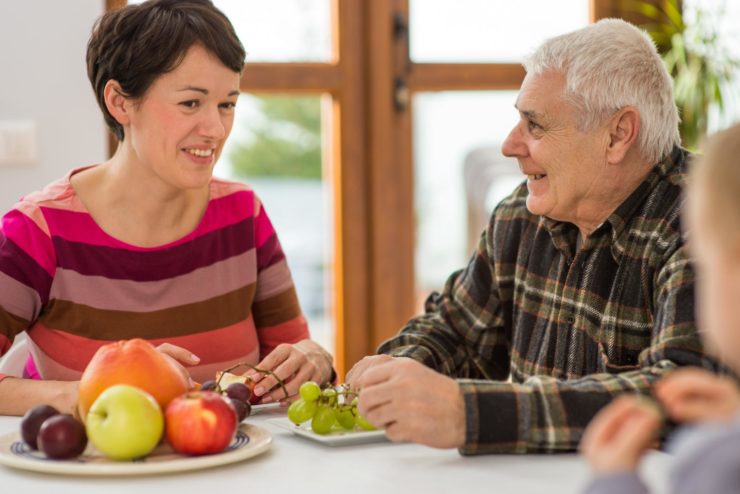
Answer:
[{"left": 0, "top": 167, "right": 309, "bottom": 383}]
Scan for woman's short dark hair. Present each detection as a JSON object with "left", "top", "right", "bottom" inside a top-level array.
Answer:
[{"left": 87, "top": 0, "right": 246, "bottom": 141}]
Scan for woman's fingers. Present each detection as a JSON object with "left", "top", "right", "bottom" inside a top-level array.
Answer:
[{"left": 156, "top": 343, "right": 200, "bottom": 366}]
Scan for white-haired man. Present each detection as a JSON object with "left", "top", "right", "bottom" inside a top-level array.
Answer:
[{"left": 346, "top": 18, "right": 719, "bottom": 454}]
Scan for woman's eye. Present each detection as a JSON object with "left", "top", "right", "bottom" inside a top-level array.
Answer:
[
  {"left": 220, "top": 102, "right": 237, "bottom": 110},
  {"left": 180, "top": 100, "right": 199, "bottom": 109}
]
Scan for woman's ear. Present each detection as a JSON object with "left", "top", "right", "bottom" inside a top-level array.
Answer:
[
  {"left": 606, "top": 106, "right": 640, "bottom": 164},
  {"left": 103, "top": 80, "right": 131, "bottom": 127}
]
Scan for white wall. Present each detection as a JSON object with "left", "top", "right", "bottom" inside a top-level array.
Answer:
[{"left": 0, "top": 0, "right": 107, "bottom": 213}]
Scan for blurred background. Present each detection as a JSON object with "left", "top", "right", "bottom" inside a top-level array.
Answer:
[{"left": 1, "top": 0, "right": 738, "bottom": 376}]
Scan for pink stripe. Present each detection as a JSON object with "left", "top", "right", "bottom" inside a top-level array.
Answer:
[
  {"left": 197, "top": 189, "right": 255, "bottom": 235},
  {"left": 49, "top": 248, "right": 257, "bottom": 311},
  {"left": 2, "top": 209, "right": 55, "bottom": 276},
  {"left": 254, "top": 259, "right": 293, "bottom": 302},
  {"left": 254, "top": 202, "right": 276, "bottom": 248},
  {"left": 40, "top": 188, "right": 255, "bottom": 250},
  {"left": 210, "top": 177, "right": 254, "bottom": 201},
  {"left": 15, "top": 201, "right": 52, "bottom": 236},
  {"left": 20, "top": 173, "right": 84, "bottom": 214},
  {"left": 0, "top": 270, "right": 42, "bottom": 320},
  {"left": 42, "top": 208, "right": 119, "bottom": 248}
]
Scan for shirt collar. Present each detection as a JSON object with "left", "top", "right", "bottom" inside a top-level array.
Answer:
[{"left": 541, "top": 146, "right": 689, "bottom": 262}]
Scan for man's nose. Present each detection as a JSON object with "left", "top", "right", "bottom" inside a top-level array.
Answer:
[{"left": 501, "top": 124, "right": 526, "bottom": 158}]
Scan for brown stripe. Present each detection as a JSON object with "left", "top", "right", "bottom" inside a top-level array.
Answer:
[
  {"left": 252, "top": 288, "right": 301, "bottom": 328},
  {"left": 42, "top": 284, "right": 256, "bottom": 340},
  {"left": 0, "top": 309, "right": 30, "bottom": 342}
]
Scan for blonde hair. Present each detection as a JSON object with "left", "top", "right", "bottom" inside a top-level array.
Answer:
[
  {"left": 524, "top": 18, "right": 680, "bottom": 164},
  {"left": 689, "top": 123, "right": 740, "bottom": 247}
]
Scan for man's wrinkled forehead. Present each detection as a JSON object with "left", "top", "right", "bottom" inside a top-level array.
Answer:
[
  {"left": 514, "top": 103, "right": 543, "bottom": 122},
  {"left": 514, "top": 72, "right": 568, "bottom": 121}
]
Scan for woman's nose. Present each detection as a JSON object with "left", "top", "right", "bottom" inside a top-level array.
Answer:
[{"left": 199, "top": 108, "right": 226, "bottom": 140}]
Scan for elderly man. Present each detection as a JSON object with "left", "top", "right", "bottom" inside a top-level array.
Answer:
[{"left": 347, "top": 18, "right": 718, "bottom": 454}]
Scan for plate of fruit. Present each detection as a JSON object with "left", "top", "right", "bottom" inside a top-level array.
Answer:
[
  {"left": 0, "top": 421, "right": 271, "bottom": 476},
  {"left": 0, "top": 340, "right": 272, "bottom": 476},
  {"left": 268, "top": 382, "right": 387, "bottom": 446}
]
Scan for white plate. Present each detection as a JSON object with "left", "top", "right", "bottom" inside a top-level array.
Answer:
[
  {"left": 0, "top": 423, "right": 271, "bottom": 476},
  {"left": 250, "top": 402, "right": 282, "bottom": 414},
  {"left": 268, "top": 417, "right": 388, "bottom": 446}
]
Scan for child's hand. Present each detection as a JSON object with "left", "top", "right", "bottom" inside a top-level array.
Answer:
[
  {"left": 656, "top": 367, "right": 740, "bottom": 423},
  {"left": 580, "top": 395, "right": 662, "bottom": 474}
]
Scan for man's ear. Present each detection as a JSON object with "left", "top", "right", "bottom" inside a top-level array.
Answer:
[
  {"left": 103, "top": 80, "right": 132, "bottom": 127},
  {"left": 606, "top": 106, "right": 640, "bottom": 164}
]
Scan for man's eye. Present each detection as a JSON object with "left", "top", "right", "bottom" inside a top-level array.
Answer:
[
  {"left": 527, "top": 120, "right": 541, "bottom": 132},
  {"left": 180, "top": 100, "right": 199, "bottom": 109}
]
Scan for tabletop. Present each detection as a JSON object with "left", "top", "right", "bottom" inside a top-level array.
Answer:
[{"left": 0, "top": 408, "right": 673, "bottom": 494}]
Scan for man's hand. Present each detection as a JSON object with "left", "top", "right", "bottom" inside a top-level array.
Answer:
[
  {"left": 655, "top": 367, "right": 740, "bottom": 423},
  {"left": 356, "top": 358, "right": 465, "bottom": 449},
  {"left": 580, "top": 395, "right": 662, "bottom": 474},
  {"left": 345, "top": 354, "right": 394, "bottom": 390},
  {"left": 247, "top": 339, "right": 333, "bottom": 404}
]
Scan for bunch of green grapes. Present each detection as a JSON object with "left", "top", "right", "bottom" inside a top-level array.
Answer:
[{"left": 287, "top": 382, "right": 376, "bottom": 434}]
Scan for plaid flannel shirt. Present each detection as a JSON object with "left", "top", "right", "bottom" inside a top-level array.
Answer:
[{"left": 379, "top": 147, "right": 718, "bottom": 454}]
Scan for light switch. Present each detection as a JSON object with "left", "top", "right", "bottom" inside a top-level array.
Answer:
[{"left": 0, "top": 121, "right": 38, "bottom": 167}]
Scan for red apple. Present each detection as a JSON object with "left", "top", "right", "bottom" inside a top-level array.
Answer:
[{"left": 165, "top": 391, "right": 238, "bottom": 455}]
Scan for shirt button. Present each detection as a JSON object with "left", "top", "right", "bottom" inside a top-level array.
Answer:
[{"left": 567, "top": 316, "right": 575, "bottom": 324}]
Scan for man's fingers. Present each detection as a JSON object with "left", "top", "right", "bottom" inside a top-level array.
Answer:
[
  {"left": 347, "top": 355, "right": 394, "bottom": 389},
  {"left": 357, "top": 358, "right": 406, "bottom": 389}
]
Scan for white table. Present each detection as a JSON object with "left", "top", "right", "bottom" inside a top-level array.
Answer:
[{"left": 0, "top": 410, "right": 672, "bottom": 494}]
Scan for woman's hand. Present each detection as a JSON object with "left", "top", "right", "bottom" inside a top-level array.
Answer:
[
  {"left": 246, "top": 339, "right": 333, "bottom": 404},
  {"left": 580, "top": 395, "right": 662, "bottom": 474},
  {"left": 156, "top": 343, "right": 200, "bottom": 390},
  {"left": 655, "top": 367, "right": 740, "bottom": 423}
]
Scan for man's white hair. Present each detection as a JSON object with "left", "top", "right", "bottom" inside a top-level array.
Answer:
[{"left": 524, "top": 18, "right": 680, "bottom": 164}]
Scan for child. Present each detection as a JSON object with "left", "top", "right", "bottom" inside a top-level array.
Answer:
[{"left": 581, "top": 123, "right": 740, "bottom": 494}]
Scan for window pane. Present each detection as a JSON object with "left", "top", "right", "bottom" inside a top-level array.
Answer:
[
  {"left": 413, "top": 91, "right": 522, "bottom": 307},
  {"left": 128, "top": 0, "right": 333, "bottom": 62},
  {"left": 687, "top": 0, "right": 740, "bottom": 132},
  {"left": 217, "top": 94, "right": 334, "bottom": 353},
  {"left": 410, "top": 0, "right": 589, "bottom": 62},
  {"left": 216, "top": 0, "right": 332, "bottom": 62}
]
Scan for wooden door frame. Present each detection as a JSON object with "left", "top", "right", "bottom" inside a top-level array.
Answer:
[{"left": 363, "top": 0, "right": 663, "bottom": 352}]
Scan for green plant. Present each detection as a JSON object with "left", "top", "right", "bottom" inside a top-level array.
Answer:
[
  {"left": 625, "top": 0, "right": 739, "bottom": 150},
  {"left": 228, "top": 96, "right": 323, "bottom": 180}
]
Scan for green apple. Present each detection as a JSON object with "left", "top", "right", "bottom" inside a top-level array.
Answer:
[{"left": 86, "top": 384, "right": 164, "bottom": 461}]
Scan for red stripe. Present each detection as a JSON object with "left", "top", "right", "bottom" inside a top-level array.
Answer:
[
  {"left": 27, "top": 319, "right": 259, "bottom": 372},
  {"left": 257, "top": 315, "right": 310, "bottom": 359}
]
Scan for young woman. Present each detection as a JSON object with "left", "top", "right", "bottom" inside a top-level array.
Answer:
[
  {"left": 581, "top": 123, "right": 740, "bottom": 494},
  {"left": 0, "top": 0, "right": 333, "bottom": 416}
]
